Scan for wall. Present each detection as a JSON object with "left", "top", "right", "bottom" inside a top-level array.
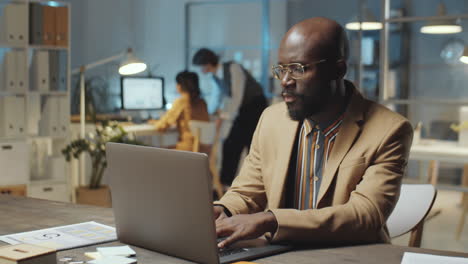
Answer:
[
  {"left": 286, "top": 0, "right": 468, "bottom": 134},
  {"left": 403, "top": 0, "right": 468, "bottom": 136},
  {"left": 67, "top": 0, "right": 287, "bottom": 114},
  {"left": 69, "top": 0, "right": 468, "bottom": 130}
]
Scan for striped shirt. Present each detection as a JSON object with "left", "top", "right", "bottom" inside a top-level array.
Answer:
[{"left": 294, "top": 115, "right": 344, "bottom": 209}]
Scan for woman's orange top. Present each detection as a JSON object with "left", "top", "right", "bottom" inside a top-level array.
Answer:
[{"left": 155, "top": 94, "right": 209, "bottom": 151}]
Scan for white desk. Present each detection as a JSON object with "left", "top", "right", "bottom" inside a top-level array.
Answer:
[
  {"left": 410, "top": 139, "right": 468, "bottom": 164},
  {"left": 122, "top": 123, "right": 160, "bottom": 136},
  {"left": 121, "top": 123, "right": 178, "bottom": 146},
  {"left": 410, "top": 139, "right": 468, "bottom": 190}
]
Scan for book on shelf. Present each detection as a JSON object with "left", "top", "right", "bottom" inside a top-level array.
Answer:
[
  {"left": 29, "top": 3, "right": 68, "bottom": 47},
  {"left": 29, "top": 2, "right": 43, "bottom": 45},
  {"left": 0, "top": 3, "right": 28, "bottom": 45}
]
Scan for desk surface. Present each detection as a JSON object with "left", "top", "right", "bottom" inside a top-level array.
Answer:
[
  {"left": 0, "top": 195, "right": 467, "bottom": 264},
  {"left": 410, "top": 139, "right": 468, "bottom": 163}
]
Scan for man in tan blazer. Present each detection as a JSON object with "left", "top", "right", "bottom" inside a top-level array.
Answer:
[{"left": 214, "top": 17, "right": 413, "bottom": 248}]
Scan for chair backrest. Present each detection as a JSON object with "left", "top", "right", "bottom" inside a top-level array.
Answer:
[
  {"left": 189, "top": 121, "right": 217, "bottom": 145},
  {"left": 387, "top": 184, "right": 437, "bottom": 238},
  {"left": 189, "top": 120, "right": 225, "bottom": 199}
]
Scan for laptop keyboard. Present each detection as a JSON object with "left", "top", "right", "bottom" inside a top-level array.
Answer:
[
  {"left": 217, "top": 237, "right": 248, "bottom": 257},
  {"left": 218, "top": 247, "right": 247, "bottom": 257}
]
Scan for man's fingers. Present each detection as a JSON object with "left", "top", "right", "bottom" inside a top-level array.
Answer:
[
  {"left": 218, "top": 231, "right": 242, "bottom": 248},
  {"left": 216, "top": 222, "right": 234, "bottom": 238}
]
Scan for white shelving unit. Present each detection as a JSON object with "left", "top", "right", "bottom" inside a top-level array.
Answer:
[{"left": 0, "top": 0, "right": 71, "bottom": 202}]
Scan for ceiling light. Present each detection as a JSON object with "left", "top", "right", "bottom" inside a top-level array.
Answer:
[
  {"left": 346, "top": 8, "right": 382, "bottom": 31},
  {"left": 459, "top": 46, "right": 468, "bottom": 64},
  {"left": 420, "top": 3, "right": 462, "bottom": 34}
]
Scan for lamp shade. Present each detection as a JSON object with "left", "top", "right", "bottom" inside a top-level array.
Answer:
[
  {"left": 459, "top": 46, "right": 468, "bottom": 64},
  {"left": 420, "top": 3, "right": 462, "bottom": 34},
  {"left": 118, "top": 49, "right": 147, "bottom": 75},
  {"left": 345, "top": 8, "right": 382, "bottom": 31}
]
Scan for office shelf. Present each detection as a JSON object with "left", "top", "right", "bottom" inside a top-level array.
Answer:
[
  {"left": 29, "top": 44, "right": 69, "bottom": 51},
  {"left": 0, "top": 91, "right": 27, "bottom": 96},
  {"left": 29, "top": 91, "right": 68, "bottom": 96},
  {"left": 0, "top": 0, "right": 72, "bottom": 202}
]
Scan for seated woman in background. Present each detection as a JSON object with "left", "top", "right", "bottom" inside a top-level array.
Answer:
[{"left": 154, "top": 71, "right": 209, "bottom": 151}]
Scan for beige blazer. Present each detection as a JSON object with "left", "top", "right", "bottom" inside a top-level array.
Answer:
[{"left": 215, "top": 83, "right": 413, "bottom": 245}]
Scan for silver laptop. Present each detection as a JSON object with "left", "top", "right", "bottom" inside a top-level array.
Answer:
[{"left": 106, "top": 143, "right": 291, "bottom": 264}]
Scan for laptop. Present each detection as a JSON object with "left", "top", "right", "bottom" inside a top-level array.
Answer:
[{"left": 106, "top": 143, "right": 291, "bottom": 264}]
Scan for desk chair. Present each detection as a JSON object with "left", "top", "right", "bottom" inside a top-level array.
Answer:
[
  {"left": 387, "top": 184, "right": 437, "bottom": 247},
  {"left": 427, "top": 120, "right": 468, "bottom": 240},
  {"left": 189, "top": 120, "right": 224, "bottom": 199}
]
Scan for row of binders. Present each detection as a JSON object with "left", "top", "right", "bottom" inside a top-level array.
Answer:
[
  {"left": 0, "top": 2, "right": 68, "bottom": 46},
  {"left": 0, "top": 50, "right": 67, "bottom": 93},
  {"left": 38, "top": 96, "right": 69, "bottom": 138},
  {"left": 31, "top": 50, "right": 68, "bottom": 92},
  {"left": 0, "top": 95, "right": 69, "bottom": 138},
  {"left": 0, "top": 96, "right": 26, "bottom": 137}
]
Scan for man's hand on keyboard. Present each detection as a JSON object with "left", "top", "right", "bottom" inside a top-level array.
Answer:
[
  {"left": 215, "top": 212, "right": 278, "bottom": 248},
  {"left": 213, "top": 206, "right": 228, "bottom": 221}
]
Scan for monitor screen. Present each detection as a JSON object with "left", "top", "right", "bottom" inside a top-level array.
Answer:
[{"left": 121, "top": 77, "right": 165, "bottom": 110}]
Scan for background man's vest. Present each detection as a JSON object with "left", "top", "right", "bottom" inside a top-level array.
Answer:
[{"left": 222, "top": 61, "right": 265, "bottom": 113}]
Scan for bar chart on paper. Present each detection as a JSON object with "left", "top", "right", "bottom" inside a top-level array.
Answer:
[{"left": 0, "top": 221, "right": 117, "bottom": 250}]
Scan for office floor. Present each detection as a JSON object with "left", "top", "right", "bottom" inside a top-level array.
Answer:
[{"left": 391, "top": 189, "right": 468, "bottom": 253}]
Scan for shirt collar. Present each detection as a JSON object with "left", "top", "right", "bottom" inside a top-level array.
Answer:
[
  {"left": 306, "top": 112, "right": 344, "bottom": 133},
  {"left": 215, "top": 64, "right": 223, "bottom": 78}
]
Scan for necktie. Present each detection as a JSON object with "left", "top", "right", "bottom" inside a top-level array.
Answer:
[{"left": 294, "top": 119, "right": 316, "bottom": 210}]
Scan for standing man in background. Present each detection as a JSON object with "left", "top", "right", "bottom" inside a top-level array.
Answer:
[{"left": 193, "top": 48, "right": 267, "bottom": 187}]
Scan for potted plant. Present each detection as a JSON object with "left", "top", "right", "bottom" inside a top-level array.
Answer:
[{"left": 62, "top": 121, "right": 142, "bottom": 207}]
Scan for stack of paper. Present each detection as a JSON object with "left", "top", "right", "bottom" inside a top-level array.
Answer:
[
  {"left": 0, "top": 222, "right": 117, "bottom": 250},
  {"left": 401, "top": 252, "right": 468, "bottom": 264},
  {"left": 87, "top": 255, "right": 136, "bottom": 264},
  {"left": 86, "top": 246, "right": 136, "bottom": 264}
]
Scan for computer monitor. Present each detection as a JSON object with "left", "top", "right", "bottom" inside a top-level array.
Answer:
[{"left": 120, "top": 77, "right": 165, "bottom": 110}]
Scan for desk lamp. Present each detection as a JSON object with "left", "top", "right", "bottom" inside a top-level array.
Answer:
[{"left": 71, "top": 48, "right": 147, "bottom": 187}]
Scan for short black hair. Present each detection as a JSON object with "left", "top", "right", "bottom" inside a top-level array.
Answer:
[
  {"left": 175, "top": 71, "right": 201, "bottom": 101},
  {"left": 192, "top": 48, "right": 219, "bottom": 66}
]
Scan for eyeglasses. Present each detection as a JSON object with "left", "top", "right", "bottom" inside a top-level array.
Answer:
[{"left": 271, "top": 59, "right": 326, "bottom": 80}]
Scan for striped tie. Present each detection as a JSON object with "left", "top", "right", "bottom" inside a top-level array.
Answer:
[
  {"left": 293, "top": 116, "right": 344, "bottom": 210},
  {"left": 294, "top": 119, "right": 314, "bottom": 210}
]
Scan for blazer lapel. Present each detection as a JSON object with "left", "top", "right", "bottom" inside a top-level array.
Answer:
[
  {"left": 316, "top": 85, "right": 366, "bottom": 205},
  {"left": 269, "top": 110, "right": 298, "bottom": 209}
]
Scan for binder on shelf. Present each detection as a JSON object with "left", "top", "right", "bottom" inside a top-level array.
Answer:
[
  {"left": 15, "top": 50, "right": 27, "bottom": 93},
  {"left": 0, "top": 96, "right": 26, "bottom": 137},
  {"left": 57, "top": 51, "right": 67, "bottom": 92},
  {"left": 0, "top": 97, "right": 16, "bottom": 137},
  {"left": 41, "top": 5, "right": 56, "bottom": 45},
  {"left": 15, "top": 97, "right": 26, "bottom": 136},
  {"left": 55, "top": 6, "right": 68, "bottom": 46},
  {"left": 0, "top": 51, "right": 16, "bottom": 92},
  {"left": 29, "top": 2, "right": 43, "bottom": 45},
  {"left": 32, "top": 50, "right": 50, "bottom": 92},
  {"left": 0, "top": 3, "right": 28, "bottom": 45},
  {"left": 39, "top": 97, "right": 59, "bottom": 137},
  {"left": 49, "top": 51, "right": 58, "bottom": 91},
  {"left": 27, "top": 93, "right": 41, "bottom": 135}
]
